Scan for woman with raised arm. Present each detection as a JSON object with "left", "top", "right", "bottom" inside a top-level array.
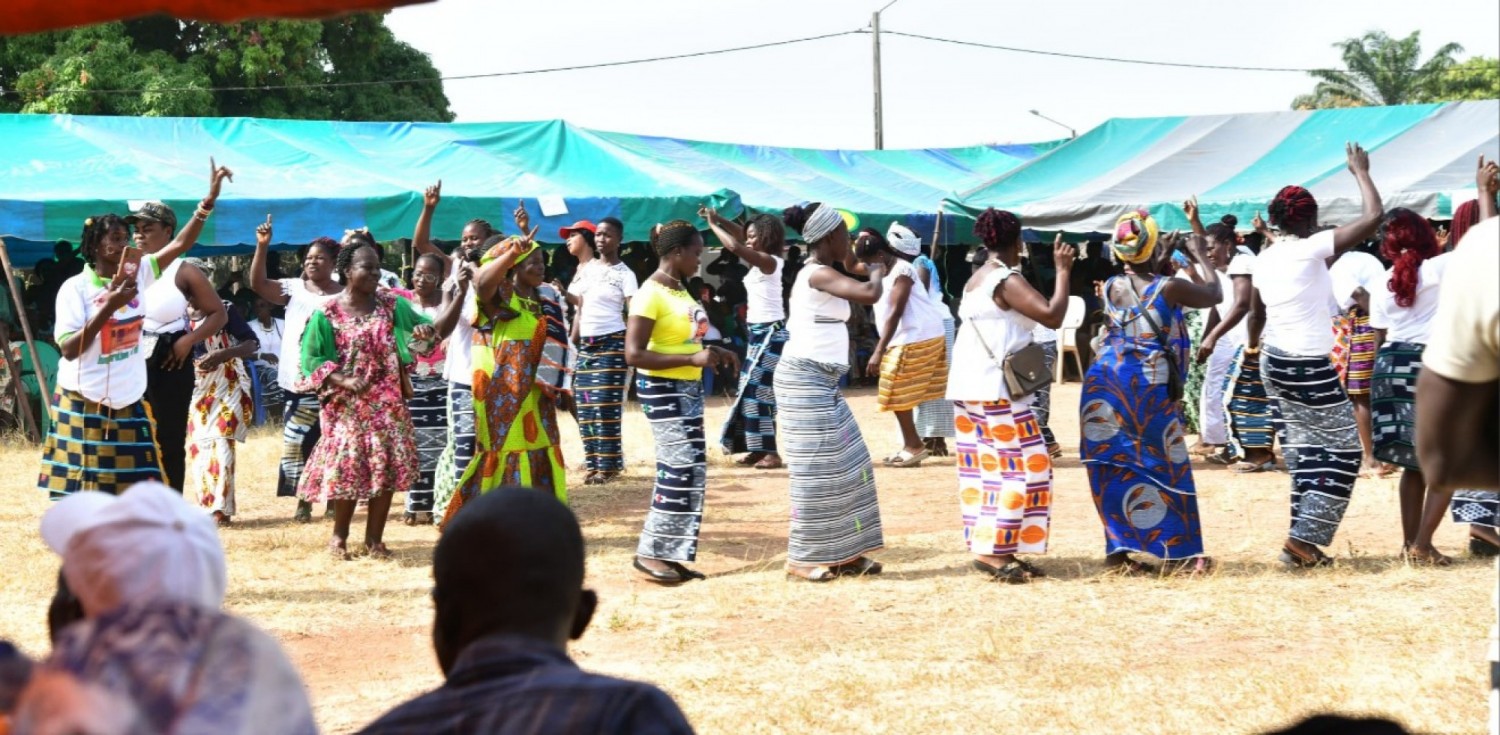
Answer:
[
  {"left": 707, "top": 209, "right": 789, "bottom": 470},
  {"left": 625, "top": 221, "right": 735, "bottom": 585},
  {"left": 411, "top": 180, "right": 497, "bottom": 279},
  {"left": 1183, "top": 199, "right": 1246, "bottom": 463},
  {"left": 38, "top": 161, "right": 231, "bottom": 498},
  {"left": 1084, "top": 211, "right": 1222, "bottom": 576},
  {"left": 776, "top": 203, "right": 887, "bottom": 582},
  {"left": 946, "top": 210, "right": 1072, "bottom": 583},
  {"left": 296, "top": 238, "right": 435, "bottom": 559},
  {"left": 568, "top": 217, "right": 637, "bottom": 485},
  {"left": 1212, "top": 213, "right": 1279, "bottom": 473},
  {"left": 854, "top": 227, "right": 949, "bottom": 468},
  {"left": 1246, "top": 142, "right": 1384, "bottom": 568},
  {"left": 1366, "top": 208, "right": 1455, "bottom": 565},
  {"left": 400, "top": 252, "right": 449, "bottom": 525},
  {"left": 249, "top": 217, "right": 344, "bottom": 522},
  {"left": 444, "top": 230, "right": 571, "bottom": 521},
  {"left": 126, "top": 163, "right": 235, "bottom": 492}
]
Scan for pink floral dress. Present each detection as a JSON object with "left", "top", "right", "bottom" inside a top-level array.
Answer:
[{"left": 295, "top": 293, "right": 426, "bottom": 502}]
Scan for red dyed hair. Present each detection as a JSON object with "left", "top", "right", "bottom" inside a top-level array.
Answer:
[
  {"left": 1378, "top": 208, "right": 1440, "bottom": 309},
  {"left": 1450, "top": 199, "right": 1480, "bottom": 249},
  {"left": 1268, "top": 186, "right": 1318, "bottom": 232}
]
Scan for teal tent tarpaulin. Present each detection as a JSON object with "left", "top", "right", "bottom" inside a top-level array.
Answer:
[
  {"left": 945, "top": 101, "right": 1500, "bottom": 233},
  {"left": 0, "top": 114, "right": 1059, "bottom": 266}
]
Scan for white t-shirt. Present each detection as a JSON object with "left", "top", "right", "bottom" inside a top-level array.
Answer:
[
  {"left": 782, "top": 265, "right": 851, "bottom": 366},
  {"left": 743, "top": 255, "right": 785, "bottom": 324},
  {"left": 249, "top": 318, "right": 284, "bottom": 366},
  {"left": 1254, "top": 231, "right": 1339, "bottom": 356},
  {"left": 1369, "top": 253, "right": 1450, "bottom": 344},
  {"left": 54, "top": 256, "right": 163, "bottom": 408},
  {"left": 142, "top": 258, "right": 189, "bottom": 334},
  {"left": 1423, "top": 216, "right": 1499, "bottom": 383},
  {"left": 1328, "top": 250, "right": 1386, "bottom": 310},
  {"left": 276, "top": 278, "right": 340, "bottom": 393},
  {"left": 874, "top": 259, "right": 946, "bottom": 347},
  {"left": 569, "top": 261, "right": 638, "bottom": 338},
  {"left": 443, "top": 275, "right": 479, "bottom": 386}
]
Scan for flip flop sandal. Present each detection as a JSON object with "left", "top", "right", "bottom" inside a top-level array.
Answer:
[
  {"left": 754, "top": 455, "right": 784, "bottom": 470},
  {"left": 584, "top": 472, "right": 602, "bottom": 486},
  {"left": 735, "top": 452, "right": 766, "bottom": 467},
  {"left": 786, "top": 564, "right": 838, "bottom": 582},
  {"left": 1401, "top": 546, "right": 1453, "bottom": 567},
  {"left": 1279, "top": 544, "right": 1333, "bottom": 569},
  {"left": 889, "top": 449, "right": 930, "bottom": 468},
  {"left": 1047, "top": 443, "right": 1063, "bottom": 459},
  {"left": 1470, "top": 536, "right": 1500, "bottom": 557},
  {"left": 834, "top": 557, "right": 883, "bottom": 577},
  {"left": 1231, "top": 460, "right": 1275, "bottom": 474},
  {"left": 1102, "top": 558, "right": 1158, "bottom": 577},
  {"left": 1206, "top": 450, "right": 1236, "bottom": 466},
  {"left": 972, "top": 559, "right": 1040, "bottom": 584}
]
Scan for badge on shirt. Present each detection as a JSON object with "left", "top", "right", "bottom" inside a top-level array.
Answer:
[{"left": 99, "top": 315, "right": 144, "bottom": 363}]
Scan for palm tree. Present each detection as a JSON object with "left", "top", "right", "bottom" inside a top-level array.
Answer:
[{"left": 1291, "top": 31, "right": 1463, "bottom": 109}]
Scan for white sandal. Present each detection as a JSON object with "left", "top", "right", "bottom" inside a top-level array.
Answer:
[{"left": 888, "top": 448, "right": 930, "bottom": 468}]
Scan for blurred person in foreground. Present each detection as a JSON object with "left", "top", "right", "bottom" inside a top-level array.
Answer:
[
  {"left": 12, "top": 480, "right": 316, "bottom": 734},
  {"left": 358, "top": 488, "right": 693, "bottom": 734}
]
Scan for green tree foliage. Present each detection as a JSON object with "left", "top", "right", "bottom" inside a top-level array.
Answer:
[
  {"left": 1425, "top": 56, "right": 1500, "bottom": 102},
  {"left": 1291, "top": 30, "right": 1495, "bottom": 109},
  {"left": 0, "top": 13, "right": 453, "bottom": 121}
]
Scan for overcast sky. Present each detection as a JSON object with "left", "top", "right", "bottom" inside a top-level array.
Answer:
[{"left": 387, "top": 0, "right": 1500, "bottom": 150}]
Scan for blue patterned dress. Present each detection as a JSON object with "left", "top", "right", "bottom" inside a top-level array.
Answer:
[{"left": 1080, "top": 276, "right": 1204, "bottom": 560}]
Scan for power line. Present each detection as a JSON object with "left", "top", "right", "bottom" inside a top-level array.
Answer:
[
  {"left": 877, "top": 29, "right": 1500, "bottom": 76},
  {"left": 0, "top": 30, "right": 862, "bottom": 97}
]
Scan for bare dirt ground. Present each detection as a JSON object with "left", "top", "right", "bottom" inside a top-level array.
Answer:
[{"left": 0, "top": 383, "right": 1492, "bottom": 734}]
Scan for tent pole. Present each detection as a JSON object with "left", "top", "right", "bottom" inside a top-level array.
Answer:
[
  {"left": 0, "top": 325, "right": 39, "bottom": 441},
  {"left": 0, "top": 239, "right": 48, "bottom": 441}
]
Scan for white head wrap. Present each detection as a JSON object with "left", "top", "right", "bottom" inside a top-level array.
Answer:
[
  {"left": 800, "top": 205, "right": 845, "bottom": 244},
  {"left": 887, "top": 223, "right": 922, "bottom": 256},
  {"left": 42, "top": 481, "right": 228, "bottom": 616}
]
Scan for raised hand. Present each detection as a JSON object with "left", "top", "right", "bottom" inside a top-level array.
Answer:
[
  {"left": 512, "top": 201, "right": 530, "bottom": 234},
  {"left": 255, "top": 214, "right": 273, "bottom": 248},
  {"left": 1182, "top": 196, "right": 1199, "bottom": 222},
  {"left": 1478, "top": 155, "right": 1500, "bottom": 195},
  {"left": 1346, "top": 142, "right": 1370, "bottom": 175},
  {"left": 424, "top": 180, "right": 442, "bottom": 209},
  {"left": 207, "top": 156, "right": 234, "bottom": 202},
  {"left": 1053, "top": 232, "right": 1076, "bottom": 271}
]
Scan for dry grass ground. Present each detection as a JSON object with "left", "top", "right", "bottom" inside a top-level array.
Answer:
[{"left": 0, "top": 383, "right": 1492, "bottom": 734}]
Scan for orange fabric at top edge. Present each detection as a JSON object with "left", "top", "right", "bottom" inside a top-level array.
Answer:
[{"left": 3, "top": 0, "right": 432, "bottom": 35}]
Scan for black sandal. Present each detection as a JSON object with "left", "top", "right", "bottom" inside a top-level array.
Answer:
[
  {"left": 972, "top": 558, "right": 1043, "bottom": 583},
  {"left": 1470, "top": 535, "right": 1500, "bottom": 557},
  {"left": 1279, "top": 543, "right": 1333, "bottom": 569},
  {"left": 666, "top": 561, "right": 706, "bottom": 581},
  {"left": 634, "top": 557, "right": 686, "bottom": 585},
  {"left": 1102, "top": 558, "right": 1158, "bottom": 577}
]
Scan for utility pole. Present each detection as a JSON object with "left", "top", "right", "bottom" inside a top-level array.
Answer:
[{"left": 872, "top": 11, "right": 883, "bottom": 150}]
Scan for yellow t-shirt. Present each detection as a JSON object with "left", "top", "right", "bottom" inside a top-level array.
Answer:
[{"left": 629, "top": 280, "right": 708, "bottom": 380}]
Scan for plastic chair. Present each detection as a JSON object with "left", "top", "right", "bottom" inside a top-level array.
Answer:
[{"left": 1056, "top": 296, "right": 1086, "bottom": 383}]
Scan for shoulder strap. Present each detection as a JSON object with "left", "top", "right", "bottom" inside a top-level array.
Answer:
[{"left": 1126, "top": 276, "right": 1174, "bottom": 356}]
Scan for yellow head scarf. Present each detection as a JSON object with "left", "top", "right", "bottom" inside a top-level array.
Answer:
[{"left": 1112, "top": 210, "right": 1160, "bottom": 265}]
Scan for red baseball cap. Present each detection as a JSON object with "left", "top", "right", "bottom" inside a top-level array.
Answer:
[{"left": 558, "top": 220, "right": 597, "bottom": 239}]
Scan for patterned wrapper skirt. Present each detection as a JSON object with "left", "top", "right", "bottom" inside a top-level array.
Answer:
[
  {"left": 185, "top": 359, "right": 253, "bottom": 517},
  {"left": 636, "top": 376, "right": 707, "bottom": 562},
  {"left": 432, "top": 382, "right": 477, "bottom": 521},
  {"left": 1371, "top": 341, "right": 1424, "bottom": 470},
  {"left": 1331, "top": 307, "right": 1376, "bottom": 396},
  {"left": 877, "top": 334, "right": 948, "bottom": 412},
  {"left": 1224, "top": 345, "right": 1277, "bottom": 458},
  {"left": 1260, "top": 346, "right": 1360, "bottom": 547},
  {"left": 1029, "top": 341, "right": 1060, "bottom": 448},
  {"left": 405, "top": 375, "right": 448, "bottom": 513},
  {"left": 955, "top": 399, "right": 1052, "bottom": 556},
  {"left": 38, "top": 389, "right": 165, "bottom": 499},
  {"left": 720, "top": 320, "right": 788, "bottom": 455},
  {"left": 1451, "top": 491, "right": 1500, "bottom": 530},
  {"left": 575, "top": 331, "right": 627, "bottom": 473},
  {"left": 275, "top": 391, "right": 322, "bottom": 498},
  {"left": 1181, "top": 309, "right": 1206, "bottom": 434},
  {"left": 914, "top": 318, "right": 957, "bottom": 439},
  {"left": 775, "top": 356, "right": 884, "bottom": 565},
  {"left": 251, "top": 363, "right": 283, "bottom": 425}
]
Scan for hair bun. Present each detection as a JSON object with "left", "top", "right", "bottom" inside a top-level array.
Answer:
[
  {"left": 1220, "top": 214, "right": 1238, "bottom": 228},
  {"left": 782, "top": 204, "right": 812, "bottom": 234}
]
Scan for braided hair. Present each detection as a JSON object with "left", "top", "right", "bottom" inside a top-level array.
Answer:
[
  {"left": 747, "top": 213, "right": 786, "bottom": 256},
  {"left": 651, "top": 220, "right": 699, "bottom": 257},
  {"left": 1268, "top": 186, "right": 1318, "bottom": 234},
  {"left": 465, "top": 219, "right": 496, "bottom": 240},
  {"left": 1378, "top": 208, "right": 1440, "bottom": 309},
  {"left": 306, "top": 236, "right": 341, "bottom": 263},
  {"left": 79, "top": 214, "right": 127, "bottom": 264},
  {"left": 336, "top": 238, "right": 380, "bottom": 282},
  {"left": 344, "top": 229, "right": 383, "bottom": 259},
  {"left": 973, "top": 208, "right": 1022, "bottom": 252}
]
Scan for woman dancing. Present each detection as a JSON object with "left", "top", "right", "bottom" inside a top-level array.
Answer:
[{"left": 184, "top": 296, "right": 258, "bottom": 525}]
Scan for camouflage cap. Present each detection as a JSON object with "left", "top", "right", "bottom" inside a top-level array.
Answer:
[{"left": 122, "top": 201, "right": 177, "bottom": 231}]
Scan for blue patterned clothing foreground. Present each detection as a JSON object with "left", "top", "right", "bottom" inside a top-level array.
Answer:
[
  {"left": 720, "top": 320, "right": 788, "bottom": 455},
  {"left": 574, "top": 331, "right": 627, "bottom": 473},
  {"left": 636, "top": 376, "right": 707, "bottom": 562}
]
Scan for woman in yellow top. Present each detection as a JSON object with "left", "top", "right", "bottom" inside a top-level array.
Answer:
[
  {"left": 626, "top": 220, "right": 739, "bottom": 585},
  {"left": 442, "top": 233, "right": 571, "bottom": 523}
]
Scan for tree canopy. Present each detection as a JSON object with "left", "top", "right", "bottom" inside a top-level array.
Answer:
[
  {"left": 1292, "top": 30, "right": 1498, "bottom": 109},
  {"left": 0, "top": 13, "right": 453, "bottom": 121}
]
